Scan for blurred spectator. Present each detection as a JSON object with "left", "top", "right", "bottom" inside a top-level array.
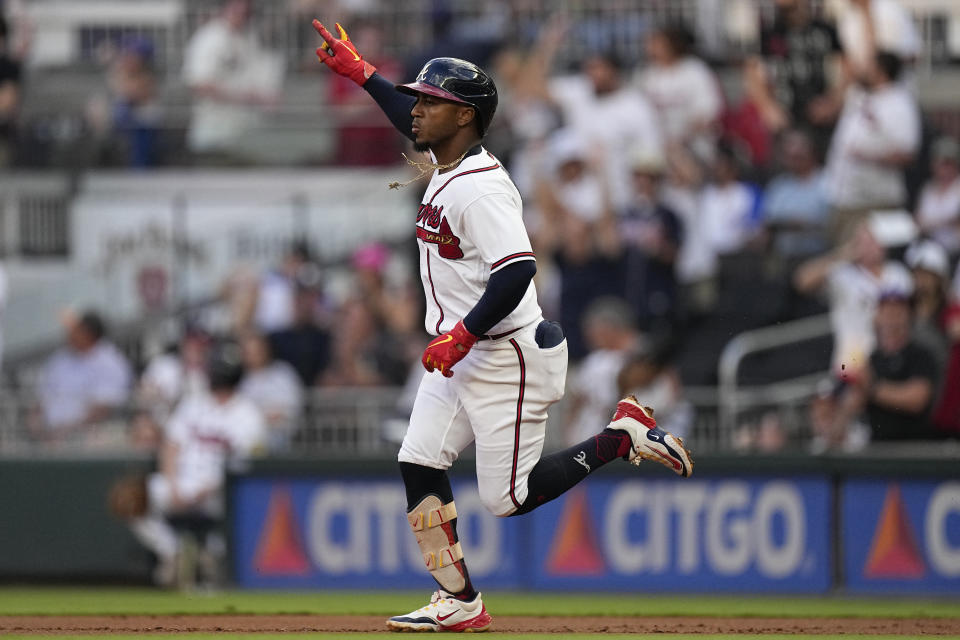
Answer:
[
  {"left": 252, "top": 240, "right": 318, "bottom": 333},
  {"left": 124, "top": 342, "right": 266, "bottom": 586},
  {"left": 0, "top": 13, "right": 21, "bottom": 167},
  {"left": 761, "top": 0, "right": 844, "bottom": 133},
  {"left": 541, "top": 44, "right": 662, "bottom": 210},
  {"left": 637, "top": 24, "right": 722, "bottom": 162},
  {"left": 132, "top": 326, "right": 212, "bottom": 451},
  {"left": 617, "top": 348, "right": 692, "bottom": 442},
  {"left": 0, "top": 262, "right": 6, "bottom": 373},
  {"left": 402, "top": 0, "right": 499, "bottom": 84},
  {"left": 824, "top": 50, "right": 919, "bottom": 232},
  {"left": 323, "top": 243, "right": 418, "bottom": 386},
  {"left": 492, "top": 18, "right": 565, "bottom": 197},
  {"left": 794, "top": 218, "right": 913, "bottom": 379},
  {"left": 700, "top": 143, "right": 763, "bottom": 258},
  {"left": 238, "top": 331, "right": 303, "bottom": 452},
  {"left": 723, "top": 57, "right": 788, "bottom": 168},
  {"left": 619, "top": 149, "right": 682, "bottom": 338},
  {"left": 915, "top": 136, "right": 960, "bottom": 256},
  {"left": 808, "top": 376, "right": 870, "bottom": 452},
  {"left": 326, "top": 22, "right": 403, "bottom": 165},
  {"left": 183, "top": 0, "right": 283, "bottom": 161},
  {"left": 904, "top": 240, "right": 951, "bottom": 369},
  {"left": 33, "top": 311, "right": 133, "bottom": 441},
  {"left": 269, "top": 282, "right": 332, "bottom": 386},
  {"left": 324, "top": 297, "right": 409, "bottom": 386},
  {"left": 534, "top": 134, "right": 624, "bottom": 359},
  {"left": 842, "top": 288, "right": 938, "bottom": 442},
  {"left": 86, "top": 37, "right": 162, "bottom": 167},
  {"left": 931, "top": 264, "right": 960, "bottom": 436},
  {"left": 835, "top": 0, "right": 919, "bottom": 80},
  {"left": 564, "top": 297, "right": 643, "bottom": 445},
  {"left": 657, "top": 147, "right": 714, "bottom": 321},
  {"left": 763, "top": 129, "right": 831, "bottom": 260},
  {"left": 110, "top": 37, "right": 162, "bottom": 167}
]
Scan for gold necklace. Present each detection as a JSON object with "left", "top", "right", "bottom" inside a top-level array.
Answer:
[{"left": 388, "top": 148, "right": 471, "bottom": 190}]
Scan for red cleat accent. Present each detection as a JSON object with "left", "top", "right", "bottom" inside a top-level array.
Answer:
[{"left": 612, "top": 395, "right": 657, "bottom": 429}]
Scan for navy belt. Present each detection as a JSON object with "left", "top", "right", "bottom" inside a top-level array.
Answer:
[{"left": 476, "top": 327, "right": 521, "bottom": 341}]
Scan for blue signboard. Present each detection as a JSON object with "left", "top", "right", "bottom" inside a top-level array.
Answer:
[
  {"left": 231, "top": 477, "right": 523, "bottom": 589},
  {"left": 528, "top": 477, "right": 832, "bottom": 592},
  {"left": 842, "top": 480, "right": 960, "bottom": 593},
  {"left": 232, "top": 475, "right": 832, "bottom": 592}
]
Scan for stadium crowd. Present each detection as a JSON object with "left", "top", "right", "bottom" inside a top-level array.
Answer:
[{"left": 6, "top": 0, "right": 960, "bottom": 458}]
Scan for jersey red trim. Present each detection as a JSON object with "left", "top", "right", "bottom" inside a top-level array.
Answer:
[
  {"left": 491, "top": 251, "right": 536, "bottom": 270},
  {"left": 426, "top": 251, "right": 445, "bottom": 334},
  {"left": 428, "top": 163, "right": 500, "bottom": 204},
  {"left": 508, "top": 338, "right": 526, "bottom": 511}
]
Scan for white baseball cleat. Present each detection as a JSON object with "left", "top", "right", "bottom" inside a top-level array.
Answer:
[
  {"left": 609, "top": 395, "right": 694, "bottom": 477},
  {"left": 386, "top": 590, "right": 492, "bottom": 633}
]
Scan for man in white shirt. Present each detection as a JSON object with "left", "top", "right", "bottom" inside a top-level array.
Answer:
[
  {"left": 35, "top": 311, "right": 132, "bottom": 441},
  {"left": 794, "top": 218, "right": 913, "bottom": 379},
  {"left": 182, "top": 0, "right": 282, "bottom": 157},
  {"left": 237, "top": 331, "right": 303, "bottom": 452},
  {"left": 638, "top": 24, "right": 723, "bottom": 162},
  {"left": 824, "top": 51, "right": 919, "bottom": 225},
  {"left": 548, "top": 53, "right": 663, "bottom": 210},
  {"left": 835, "top": 0, "right": 920, "bottom": 77}
]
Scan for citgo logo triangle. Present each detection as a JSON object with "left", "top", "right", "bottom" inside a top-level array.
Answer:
[
  {"left": 253, "top": 486, "right": 311, "bottom": 575},
  {"left": 864, "top": 484, "right": 925, "bottom": 579},
  {"left": 546, "top": 487, "right": 606, "bottom": 575}
]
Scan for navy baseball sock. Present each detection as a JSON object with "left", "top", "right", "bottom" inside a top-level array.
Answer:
[
  {"left": 511, "top": 429, "right": 631, "bottom": 516},
  {"left": 399, "top": 462, "right": 478, "bottom": 602}
]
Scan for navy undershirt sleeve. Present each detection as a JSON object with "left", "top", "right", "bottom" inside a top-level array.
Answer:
[
  {"left": 363, "top": 73, "right": 416, "bottom": 141},
  {"left": 463, "top": 260, "right": 537, "bottom": 337}
]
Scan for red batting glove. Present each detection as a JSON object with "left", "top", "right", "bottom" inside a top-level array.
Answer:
[
  {"left": 312, "top": 20, "right": 377, "bottom": 87},
  {"left": 422, "top": 320, "right": 478, "bottom": 378}
]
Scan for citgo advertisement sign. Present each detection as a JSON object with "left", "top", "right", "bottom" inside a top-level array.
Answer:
[
  {"left": 232, "top": 475, "right": 832, "bottom": 592},
  {"left": 843, "top": 480, "right": 960, "bottom": 593},
  {"left": 528, "top": 478, "right": 832, "bottom": 592}
]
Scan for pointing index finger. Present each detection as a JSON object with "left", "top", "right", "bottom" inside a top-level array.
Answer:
[{"left": 311, "top": 19, "right": 337, "bottom": 47}]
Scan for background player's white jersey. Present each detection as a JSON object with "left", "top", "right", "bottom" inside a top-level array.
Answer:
[
  {"left": 416, "top": 148, "right": 541, "bottom": 336},
  {"left": 165, "top": 392, "right": 266, "bottom": 499}
]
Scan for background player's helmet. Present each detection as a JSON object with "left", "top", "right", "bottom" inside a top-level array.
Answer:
[
  {"left": 397, "top": 57, "right": 498, "bottom": 136},
  {"left": 207, "top": 341, "right": 244, "bottom": 391}
]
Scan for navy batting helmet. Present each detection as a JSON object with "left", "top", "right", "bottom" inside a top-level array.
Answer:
[
  {"left": 397, "top": 57, "right": 498, "bottom": 136},
  {"left": 207, "top": 341, "right": 244, "bottom": 391}
]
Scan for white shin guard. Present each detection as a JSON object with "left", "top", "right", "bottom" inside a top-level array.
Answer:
[{"left": 407, "top": 495, "right": 465, "bottom": 593}]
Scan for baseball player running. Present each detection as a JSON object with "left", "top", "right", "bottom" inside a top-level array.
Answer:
[{"left": 313, "top": 21, "right": 693, "bottom": 633}]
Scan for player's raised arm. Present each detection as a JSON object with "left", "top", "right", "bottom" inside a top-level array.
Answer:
[{"left": 312, "top": 20, "right": 416, "bottom": 141}]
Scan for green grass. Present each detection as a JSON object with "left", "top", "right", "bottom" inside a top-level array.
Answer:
[
  {"left": 3, "top": 636, "right": 960, "bottom": 640},
  {"left": 0, "top": 587, "right": 958, "bottom": 619}
]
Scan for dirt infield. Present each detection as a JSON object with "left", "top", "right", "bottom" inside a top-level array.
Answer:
[{"left": 2, "top": 614, "right": 959, "bottom": 635}]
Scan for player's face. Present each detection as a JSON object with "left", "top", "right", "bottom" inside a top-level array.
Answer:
[{"left": 410, "top": 93, "right": 472, "bottom": 152}]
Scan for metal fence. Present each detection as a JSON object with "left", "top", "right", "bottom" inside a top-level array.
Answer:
[{"left": 0, "top": 380, "right": 825, "bottom": 458}]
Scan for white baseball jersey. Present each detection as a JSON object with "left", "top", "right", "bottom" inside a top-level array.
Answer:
[
  {"left": 164, "top": 392, "right": 267, "bottom": 500},
  {"left": 400, "top": 148, "right": 569, "bottom": 517},
  {"left": 415, "top": 147, "right": 541, "bottom": 336}
]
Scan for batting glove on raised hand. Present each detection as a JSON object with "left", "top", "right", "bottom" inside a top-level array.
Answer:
[
  {"left": 422, "top": 320, "right": 478, "bottom": 377},
  {"left": 312, "top": 20, "right": 377, "bottom": 87}
]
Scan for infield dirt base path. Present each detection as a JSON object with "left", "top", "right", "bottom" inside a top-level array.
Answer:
[{"left": 2, "top": 615, "right": 959, "bottom": 635}]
